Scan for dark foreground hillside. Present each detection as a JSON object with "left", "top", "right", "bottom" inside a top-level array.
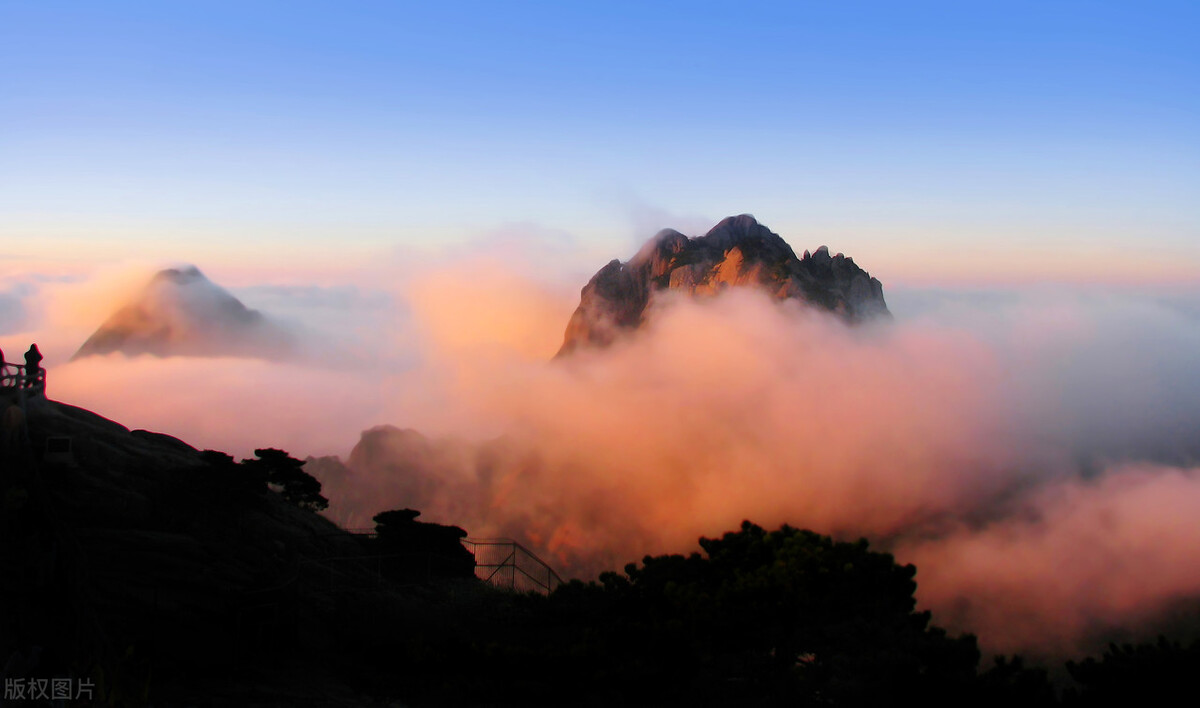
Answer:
[
  {"left": 3, "top": 395, "right": 1198, "bottom": 706},
  {"left": 2, "top": 397, "right": 495, "bottom": 706}
]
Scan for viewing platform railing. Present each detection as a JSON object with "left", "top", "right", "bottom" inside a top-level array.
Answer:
[
  {"left": 0, "top": 363, "right": 46, "bottom": 396},
  {"left": 462, "top": 538, "right": 565, "bottom": 594},
  {"left": 324, "top": 530, "right": 567, "bottom": 595}
]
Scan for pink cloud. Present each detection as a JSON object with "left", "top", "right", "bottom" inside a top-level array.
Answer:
[
  {"left": 900, "top": 464, "right": 1200, "bottom": 655},
  {"left": 12, "top": 251, "right": 1200, "bottom": 657}
]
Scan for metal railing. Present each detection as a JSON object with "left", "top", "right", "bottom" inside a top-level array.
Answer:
[
  {"left": 0, "top": 363, "right": 45, "bottom": 394},
  {"left": 328, "top": 529, "right": 566, "bottom": 594},
  {"left": 462, "top": 538, "right": 565, "bottom": 595}
]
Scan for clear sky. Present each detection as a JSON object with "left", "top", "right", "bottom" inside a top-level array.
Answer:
[{"left": 2, "top": 0, "right": 1198, "bottom": 284}]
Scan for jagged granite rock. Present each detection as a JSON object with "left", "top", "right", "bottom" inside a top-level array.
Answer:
[
  {"left": 71, "top": 265, "right": 296, "bottom": 360},
  {"left": 557, "top": 215, "right": 890, "bottom": 355}
]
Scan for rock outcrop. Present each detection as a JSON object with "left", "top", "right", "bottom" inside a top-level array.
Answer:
[
  {"left": 558, "top": 214, "right": 890, "bottom": 355},
  {"left": 71, "top": 265, "right": 295, "bottom": 360}
]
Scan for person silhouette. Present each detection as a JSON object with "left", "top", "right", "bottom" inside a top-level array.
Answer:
[{"left": 23, "top": 344, "right": 42, "bottom": 388}]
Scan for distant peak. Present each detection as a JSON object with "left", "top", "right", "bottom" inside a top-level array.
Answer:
[
  {"left": 71, "top": 264, "right": 295, "bottom": 361},
  {"left": 153, "top": 265, "right": 206, "bottom": 285},
  {"left": 556, "top": 216, "right": 891, "bottom": 356}
]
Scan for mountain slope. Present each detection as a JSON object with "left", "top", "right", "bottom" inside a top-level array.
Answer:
[
  {"left": 558, "top": 215, "right": 889, "bottom": 356},
  {"left": 71, "top": 265, "right": 296, "bottom": 360},
  {"left": 4, "top": 395, "right": 489, "bottom": 706}
]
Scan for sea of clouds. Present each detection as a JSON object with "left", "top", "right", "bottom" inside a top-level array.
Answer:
[{"left": 2, "top": 242, "right": 1199, "bottom": 658}]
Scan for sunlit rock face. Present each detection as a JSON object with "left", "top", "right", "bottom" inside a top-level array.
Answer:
[
  {"left": 71, "top": 266, "right": 296, "bottom": 360},
  {"left": 557, "top": 214, "right": 890, "bottom": 355}
]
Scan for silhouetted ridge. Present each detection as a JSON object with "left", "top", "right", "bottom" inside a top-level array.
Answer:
[{"left": 558, "top": 215, "right": 890, "bottom": 355}]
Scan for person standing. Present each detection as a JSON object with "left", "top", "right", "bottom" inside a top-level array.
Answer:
[{"left": 23, "top": 344, "right": 42, "bottom": 388}]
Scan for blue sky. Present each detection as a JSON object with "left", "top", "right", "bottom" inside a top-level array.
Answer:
[{"left": 2, "top": 1, "right": 1197, "bottom": 283}]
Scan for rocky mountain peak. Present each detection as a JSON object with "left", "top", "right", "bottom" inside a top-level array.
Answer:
[
  {"left": 71, "top": 265, "right": 296, "bottom": 360},
  {"left": 152, "top": 265, "right": 205, "bottom": 285},
  {"left": 703, "top": 214, "right": 791, "bottom": 254},
  {"left": 557, "top": 215, "right": 890, "bottom": 356}
]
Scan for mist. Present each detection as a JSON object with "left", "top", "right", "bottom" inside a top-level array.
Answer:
[{"left": 4, "top": 251, "right": 1200, "bottom": 657}]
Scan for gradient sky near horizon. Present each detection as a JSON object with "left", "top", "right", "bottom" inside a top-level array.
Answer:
[{"left": 2, "top": 0, "right": 1198, "bottom": 285}]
